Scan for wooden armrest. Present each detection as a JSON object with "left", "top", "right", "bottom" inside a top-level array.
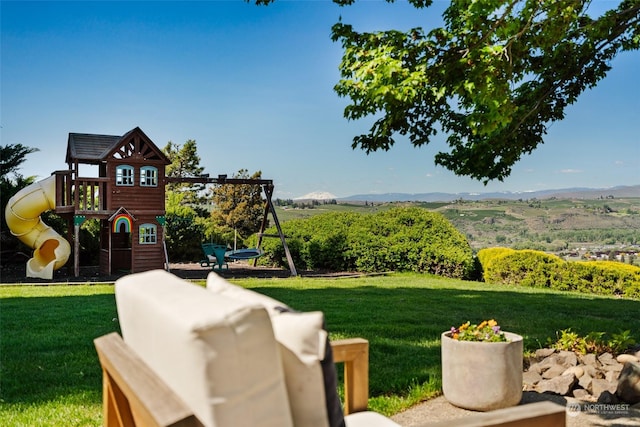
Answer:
[
  {"left": 94, "top": 333, "right": 203, "bottom": 427},
  {"left": 330, "top": 338, "right": 369, "bottom": 415},
  {"left": 416, "top": 401, "right": 566, "bottom": 427}
]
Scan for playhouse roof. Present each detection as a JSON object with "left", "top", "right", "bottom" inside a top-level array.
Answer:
[
  {"left": 66, "top": 127, "right": 170, "bottom": 165},
  {"left": 66, "top": 133, "right": 120, "bottom": 164}
]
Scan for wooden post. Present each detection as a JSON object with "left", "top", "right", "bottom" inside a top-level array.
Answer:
[
  {"left": 262, "top": 184, "right": 297, "bottom": 277},
  {"left": 94, "top": 333, "right": 202, "bottom": 427},
  {"left": 331, "top": 338, "right": 369, "bottom": 414},
  {"left": 73, "top": 215, "right": 85, "bottom": 277}
]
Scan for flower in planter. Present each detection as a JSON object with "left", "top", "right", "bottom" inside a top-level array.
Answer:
[{"left": 450, "top": 319, "right": 509, "bottom": 342}]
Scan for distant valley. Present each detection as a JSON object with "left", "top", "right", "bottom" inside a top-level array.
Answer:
[{"left": 282, "top": 186, "right": 640, "bottom": 261}]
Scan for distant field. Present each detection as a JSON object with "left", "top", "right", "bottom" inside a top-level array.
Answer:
[
  {"left": 274, "top": 201, "right": 391, "bottom": 222},
  {"left": 273, "top": 197, "right": 640, "bottom": 254}
]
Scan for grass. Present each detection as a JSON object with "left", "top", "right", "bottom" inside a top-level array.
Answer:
[
  {"left": 1, "top": 275, "right": 639, "bottom": 425},
  {"left": 0, "top": 285, "right": 116, "bottom": 427}
]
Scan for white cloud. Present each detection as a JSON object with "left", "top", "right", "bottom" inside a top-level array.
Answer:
[{"left": 560, "top": 169, "right": 583, "bottom": 174}]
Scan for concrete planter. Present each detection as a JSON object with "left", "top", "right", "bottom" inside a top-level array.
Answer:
[{"left": 441, "top": 331, "right": 523, "bottom": 411}]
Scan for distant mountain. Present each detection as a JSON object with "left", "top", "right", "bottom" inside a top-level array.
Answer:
[
  {"left": 294, "top": 191, "right": 337, "bottom": 200},
  {"left": 337, "top": 185, "right": 640, "bottom": 203}
]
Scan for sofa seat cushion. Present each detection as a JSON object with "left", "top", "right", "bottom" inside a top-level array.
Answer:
[
  {"left": 115, "top": 270, "right": 293, "bottom": 427},
  {"left": 207, "top": 272, "right": 345, "bottom": 427}
]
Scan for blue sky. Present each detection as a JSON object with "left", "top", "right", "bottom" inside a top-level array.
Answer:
[{"left": 2, "top": 1, "right": 639, "bottom": 199}]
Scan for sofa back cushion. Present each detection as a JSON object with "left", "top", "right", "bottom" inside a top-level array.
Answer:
[
  {"left": 206, "top": 272, "right": 346, "bottom": 427},
  {"left": 115, "top": 270, "right": 293, "bottom": 427}
]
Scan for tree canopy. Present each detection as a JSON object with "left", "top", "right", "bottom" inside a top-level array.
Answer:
[
  {"left": 0, "top": 144, "right": 39, "bottom": 180},
  {"left": 331, "top": 0, "right": 639, "bottom": 182},
  {"left": 210, "top": 169, "right": 266, "bottom": 243},
  {"left": 162, "top": 140, "right": 206, "bottom": 204},
  {"left": 1, "top": 144, "right": 39, "bottom": 230},
  {"left": 257, "top": 0, "right": 639, "bottom": 182}
]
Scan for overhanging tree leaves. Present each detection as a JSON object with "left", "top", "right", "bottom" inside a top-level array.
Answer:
[{"left": 330, "top": 0, "right": 639, "bottom": 182}]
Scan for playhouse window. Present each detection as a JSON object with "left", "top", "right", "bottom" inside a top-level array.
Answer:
[
  {"left": 116, "top": 165, "right": 134, "bottom": 186},
  {"left": 139, "top": 224, "right": 157, "bottom": 244},
  {"left": 140, "top": 166, "right": 158, "bottom": 187}
]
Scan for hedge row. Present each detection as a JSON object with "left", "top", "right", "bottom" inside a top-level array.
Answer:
[
  {"left": 257, "top": 207, "right": 475, "bottom": 278},
  {"left": 477, "top": 247, "right": 640, "bottom": 298}
]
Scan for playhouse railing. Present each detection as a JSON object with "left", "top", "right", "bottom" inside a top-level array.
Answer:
[{"left": 54, "top": 171, "right": 110, "bottom": 216}]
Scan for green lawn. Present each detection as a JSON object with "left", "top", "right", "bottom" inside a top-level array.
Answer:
[{"left": 1, "top": 274, "right": 639, "bottom": 426}]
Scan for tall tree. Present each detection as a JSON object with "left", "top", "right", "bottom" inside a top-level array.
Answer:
[
  {"left": 165, "top": 191, "right": 208, "bottom": 262},
  {"left": 210, "top": 169, "right": 266, "bottom": 245},
  {"left": 0, "top": 144, "right": 39, "bottom": 179},
  {"left": 1, "top": 144, "right": 40, "bottom": 255},
  {"left": 329, "top": 0, "right": 640, "bottom": 182},
  {"left": 162, "top": 140, "right": 206, "bottom": 204},
  {"left": 1, "top": 144, "right": 39, "bottom": 228}
]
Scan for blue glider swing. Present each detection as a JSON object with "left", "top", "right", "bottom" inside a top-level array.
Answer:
[
  {"left": 200, "top": 229, "right": 264, "bottom": 271},
  {"left": 225, "top": 228, "right": 264, "bottom": 260},
  {"left": 225, "top": 247, "right": 264, "bottom": 260}
]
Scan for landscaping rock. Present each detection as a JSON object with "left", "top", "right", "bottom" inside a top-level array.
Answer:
[
  {"left": 597, "top": 390, "right": 619, "bottom": 404},
  {"left": 591, "top": 378, "right": 618, "bottom": 398},
  {"left": 535, "top": 348, "right": 556, "bottom": 358},
  {"left": 562, "top": 366, "right": 584, "bottom": 378},
  {"left": 527, "top": 361, "right": 543, "bottom": 374},
  {"left": 582, "top": 363, "right": 600, "bottom": 379},
  {"left": 542, "top": 363, "right": 567, "bottom": 379},
  {"left": 538, "top": 354, "right": 559, "bottom": 371},
  {"left": 537, "top": 373, "right": 577, "bottom": 395},
  {"left": 578, "top": 372, "right": 593, "bottom": 391},
  {"left": 617, "top": 354, "right": 640, "bottom": 364},
  {"left": 598, "top": 352, "right": 617, "bottom": 366},
  {"left": 580, "top": 353, "right": 598, "bottom": 366},
  {"left": 601, "top": 362, "right": 624, "bottom": 373},
  {"left": 616, "top": 361, "right": 640, "bottom": 404},
  {"left": 557, "top": 350, "right": 578, "bottom": 367},
  {"left": 572, "top": 388, "right": 591, "bottom": 400},
  {"left": 525, "top": 348, "right": 639, "bottom": 404},
  {"left": 605, "top": 370, "right": 619, "bottom": 383},
  {"left": 523, "top": 370, "right": 542, "bottom": 388}
]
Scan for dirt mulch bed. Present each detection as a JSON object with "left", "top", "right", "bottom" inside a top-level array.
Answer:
[{"left": 0, "top": 260, "right": 368, "bottom": 285}]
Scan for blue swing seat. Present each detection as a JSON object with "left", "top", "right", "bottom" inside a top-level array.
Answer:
[
  {"left": 225, "top": 248, "right": 264, "bottom": 261},
  {"left": 199, "top": 243, "right": 229, "bottom": 270}
]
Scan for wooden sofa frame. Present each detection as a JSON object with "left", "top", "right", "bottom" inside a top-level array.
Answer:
[{"left": 95, "top": 333, "right": 566, "bottom": 427}]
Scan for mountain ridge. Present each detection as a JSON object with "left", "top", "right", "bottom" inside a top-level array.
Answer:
[{"left": 298, "top": 185, "right": 640, "bottom": 202}]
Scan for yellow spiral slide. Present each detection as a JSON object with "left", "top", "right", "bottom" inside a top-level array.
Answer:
[{"left": 5, "top": 175, "right": 71, "bottom": 279}]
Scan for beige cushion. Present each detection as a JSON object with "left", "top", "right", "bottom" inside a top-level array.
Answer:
[
  {"left": 206, "top": 272, "right": 344, "bottom": 427},
  {"left": 271, "top": 311, "right": 331, "bottom": 426},
  {"left": 345, "top": 412, "right": 402, "bottom": 427},
  {"left": 206, "top": 271, "right": 288, "bottom": 315},
  {"left": 116, "top": 270, "right": 293, "bottom": 427}
]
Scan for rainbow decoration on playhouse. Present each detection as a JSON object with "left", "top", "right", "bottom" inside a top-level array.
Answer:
[{"left": 112, "top": 213, "right": 133, "bottom": 233}]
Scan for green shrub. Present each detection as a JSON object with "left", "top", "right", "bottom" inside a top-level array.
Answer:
[
  {"left": 548, "top": 328, "right": 636, "bottom": 355},
  {"left": 564, "top": 261, "right": 640, "bottom": 298},
  {"left": 483, "top": 250, "right": 565, "bottom": 288},
  {"left": 477, "top": 248, "right": 640, "bottom": 298},
  {"left": 258, "top": 207, "right": 474, "bottom": 278},
  {"left": 476, "top": 247, "right": 515, "bottom": 275}
]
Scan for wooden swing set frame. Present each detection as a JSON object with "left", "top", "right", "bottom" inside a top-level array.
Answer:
[{"left": 166, "top": 175, "right": 297, "bottom": 276}]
